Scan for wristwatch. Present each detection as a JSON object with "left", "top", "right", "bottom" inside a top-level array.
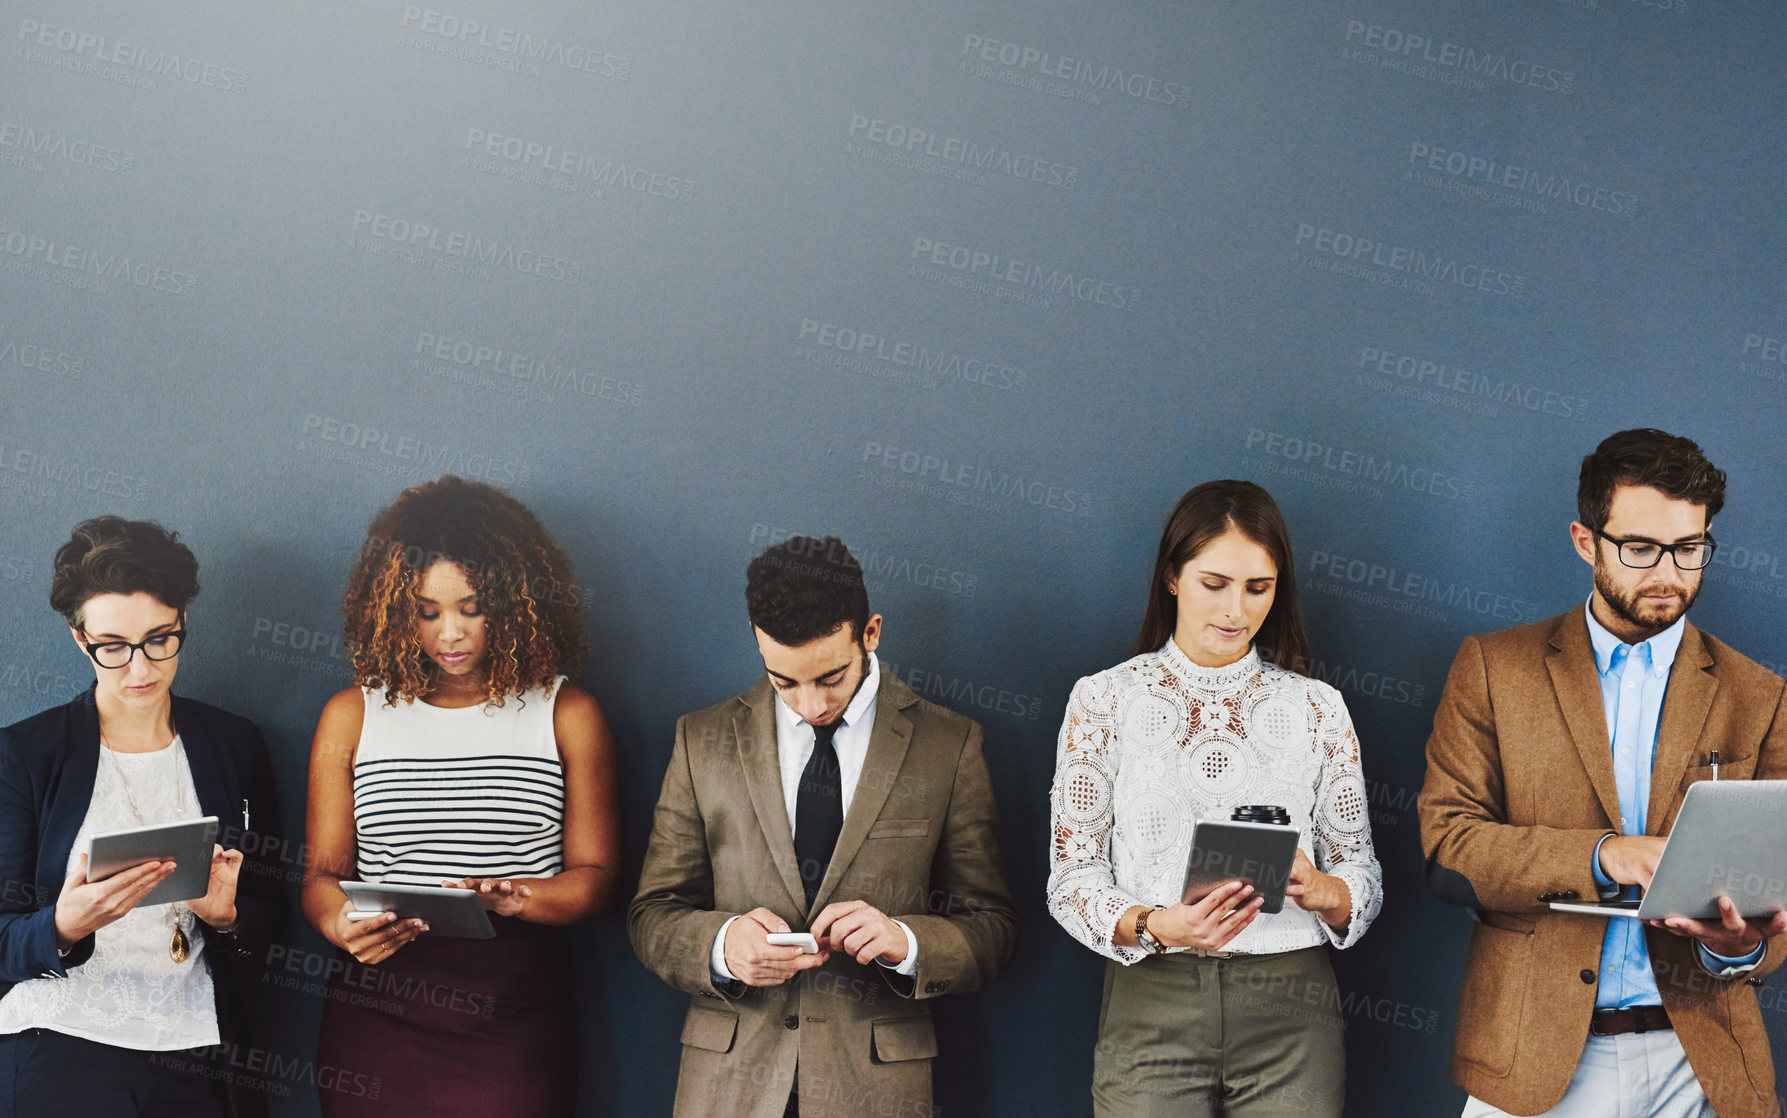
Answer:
[{"left": 1135, "top": 907, "right": 1168, "bottom": 955}]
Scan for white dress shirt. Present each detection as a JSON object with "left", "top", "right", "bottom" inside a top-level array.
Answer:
[{"left": 710, "top": 653, "right": 919, "bottom": 979}]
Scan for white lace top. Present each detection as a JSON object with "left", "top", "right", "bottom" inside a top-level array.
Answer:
[
  {"left": 1047, "top": 642, "right": 1382, "bottom": 964},
  {"left": 0, "top": 737, "right": 219, "bottom": 1049}
]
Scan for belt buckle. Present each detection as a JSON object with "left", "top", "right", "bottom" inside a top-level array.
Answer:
[{"left": 1190, "top": 947, "right": 1235, "bottom": 959}]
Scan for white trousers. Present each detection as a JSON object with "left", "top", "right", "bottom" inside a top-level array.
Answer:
[{"left": 1461, "top": 1031, "right": 1715, "bottom": 1118}]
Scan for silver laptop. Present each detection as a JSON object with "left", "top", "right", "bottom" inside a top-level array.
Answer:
[{"left": 1549, "top": 780, "right": 1787, "bottom": 920}]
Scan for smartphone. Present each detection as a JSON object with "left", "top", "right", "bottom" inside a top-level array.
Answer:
[{"left": 765, "top": 932, "right": 820, "bottom": 953}]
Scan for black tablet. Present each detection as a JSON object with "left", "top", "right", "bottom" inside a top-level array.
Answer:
[{"left": 1180, "top": 819, "right": 1300, "bottom": 915}]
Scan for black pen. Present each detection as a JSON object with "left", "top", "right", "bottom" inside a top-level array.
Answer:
[
  {"left": 1708, "top": 751, "right": 1721, "bottom": 782},
  {"left": 242, "top": 797, "right": 251, "bottom": 831}
]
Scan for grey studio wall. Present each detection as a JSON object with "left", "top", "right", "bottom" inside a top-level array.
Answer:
[{"left": 3, "top": 0, "right": 1785, "bottom": 1114}]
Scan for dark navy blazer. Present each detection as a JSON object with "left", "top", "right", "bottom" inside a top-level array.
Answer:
[{"left": 0, "top": 686, "right": 287, "bottom": 1116}]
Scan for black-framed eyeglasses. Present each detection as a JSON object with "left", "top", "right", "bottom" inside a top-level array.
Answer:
[
  {"left": 1594, "top": 531, "right": 1716, "bottom": 571},
  {"left": 79, "top": 628, "right": 187, "bottom": 669}
]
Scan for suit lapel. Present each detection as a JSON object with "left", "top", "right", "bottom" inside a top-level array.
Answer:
[
  {"left": 173, "top": 698, "right": 232, "bottom": 824},
  {"left": 1648, "top": 623, "right": 1717, "bottom": 833},
  {"left": 1545, "top": 614, "right": 1621, "bottom": 830},
  {"left": 44, "top": 690, "right": 103, "bottom": 884},
  {"left": 809, "top": 668, "right": 913, "bottom": 919},
  {"left": 733, "top": 681, "right": 807, "bottom": 915}
]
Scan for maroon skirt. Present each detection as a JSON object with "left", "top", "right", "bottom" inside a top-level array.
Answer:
[{"left": 315, "top": 915, "right": 576, "bottom": 1117}]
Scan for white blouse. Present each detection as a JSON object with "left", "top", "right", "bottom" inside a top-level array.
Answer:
[
  {"left": 0, "top": 737, "right": 219, "bottom": 1049},
  {"left": 1047, "top": 642, "right": 1383, "bottom": 964}
]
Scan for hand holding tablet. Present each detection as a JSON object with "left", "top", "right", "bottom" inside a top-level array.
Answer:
[{"left": 340, "top": 882, "right": 496, "bottom": 941}]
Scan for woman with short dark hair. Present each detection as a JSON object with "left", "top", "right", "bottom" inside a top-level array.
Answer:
[
  {"left": 1047, "top": 480, "right": 1383, "bottom": 1117},
  {"left": 0, "top": 516, "right": 285, "bottom": 1117},
  {"left": 303, "top": 476, "right": 621, "bottom": 1118}
]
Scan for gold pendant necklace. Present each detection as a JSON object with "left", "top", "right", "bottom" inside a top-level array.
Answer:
[{"left": 101, "top": 735, "right": 192, "bottom": 964}]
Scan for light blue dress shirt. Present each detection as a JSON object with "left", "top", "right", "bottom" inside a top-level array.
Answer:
[{"left": 1583, "top": 602, "right": 1763, "bottom": 1008}]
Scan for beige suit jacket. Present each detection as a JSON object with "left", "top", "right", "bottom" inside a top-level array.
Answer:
[
  {"left": 1419, "top": 610, "right": 1787, "bottom": 1117},
  {"left": 628, "top": 668, "right": 1019, "bottom": 1118}
]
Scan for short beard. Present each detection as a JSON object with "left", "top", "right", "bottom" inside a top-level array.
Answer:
[{"left": 1593, "top": 555, "right": 1700, "bottom": 638}]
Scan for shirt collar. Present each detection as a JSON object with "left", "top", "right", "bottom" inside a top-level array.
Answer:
[
  {"left": 775, "top": 651, "right": 881, "bottom": 733},
  {"left": 1584, "top": 598, "right": 1685, "bottom": 678}
]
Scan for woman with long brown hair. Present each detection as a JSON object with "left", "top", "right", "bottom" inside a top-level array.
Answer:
[
  {"left": 302, "top": 476, "right": 620, "bottom": 1117},
  {"left": 1046, "top": 480, "right": 1383, "bottom": 1116}
]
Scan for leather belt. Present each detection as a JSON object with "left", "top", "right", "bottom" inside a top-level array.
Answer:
[
  {"left": 1590, "top": 1006, "right": 1671, "bottom": 1036},
  {"left": 1186, "top": 947, "right": 1235, "bottom": 958}
]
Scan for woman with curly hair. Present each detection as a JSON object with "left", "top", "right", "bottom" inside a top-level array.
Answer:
[{"left": 302, "top": 476, "right": 620, "bottom": 1117}]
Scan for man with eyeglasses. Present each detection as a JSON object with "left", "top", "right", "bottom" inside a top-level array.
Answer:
[{"left": 1420, "top": 428, "right": 1787, "bottom": 1118}]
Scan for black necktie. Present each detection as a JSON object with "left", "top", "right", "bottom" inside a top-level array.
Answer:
[{"left": 793, "top": 719, "right": 844, "bottom": 908}]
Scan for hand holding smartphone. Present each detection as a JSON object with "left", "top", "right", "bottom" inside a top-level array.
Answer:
[{"left": 765, "top": 931, "right": 820, "bottom": 954}]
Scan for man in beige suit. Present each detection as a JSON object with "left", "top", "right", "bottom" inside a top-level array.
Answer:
[
  {"left": 629, "top": 535, "right": 1018, "bottom": 1117},
  {"left": 1421, "top": 428, "right": 1787, "bottom": 1118}
]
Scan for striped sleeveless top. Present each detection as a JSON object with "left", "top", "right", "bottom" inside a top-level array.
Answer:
[{"left": 353, "top": 678, "right": 567, "bottom": 885}]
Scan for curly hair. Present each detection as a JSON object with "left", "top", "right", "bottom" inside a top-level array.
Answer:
[
  {"left": 50, "top": 517, "right": 200, "bottom": 629},
  {"left": 745, "top": 536, "right": 870, "bottom": 646},
  {"left": 341, "top": 476, "right": 588, "bottom": 707}
]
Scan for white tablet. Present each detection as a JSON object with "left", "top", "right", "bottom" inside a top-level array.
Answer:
[
  {"left": 340, "top": 881, "right": 496, "bottom": 939},
  {"left": 87, "top": 816, "right": 220, "bottom": 908}
]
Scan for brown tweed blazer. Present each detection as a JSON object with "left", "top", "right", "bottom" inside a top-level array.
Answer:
[
  {"left": 1420, "top": 609, "right": 1787, "bottom": 1118},
  {"left": 628, "top": 668, "right": 1018, "bottom": 1118}
]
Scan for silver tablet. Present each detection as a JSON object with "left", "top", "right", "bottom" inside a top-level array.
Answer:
[
  {"left": 1181, "top": 820, "right": 1301, "bottom": 915},
  {"left": 86, "top": 816, "right": 220, "bottom": 908},
  {"left": 340, "top": 881, "right": 496, "bottom": 940},
  {"left": 1550, "top": 780, "right": 1787, "bottom": 920}
]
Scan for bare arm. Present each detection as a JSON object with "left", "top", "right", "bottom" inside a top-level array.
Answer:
[
  {"left": 301, "top": 689, "right": 425, "bottom": 962},
  {"left": 449, "top": 684, "right": 622, "bottom": 925}
]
